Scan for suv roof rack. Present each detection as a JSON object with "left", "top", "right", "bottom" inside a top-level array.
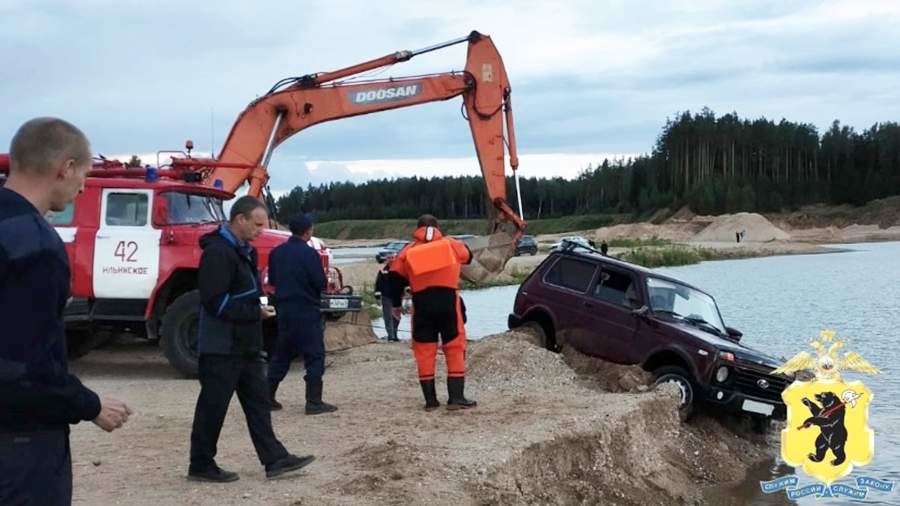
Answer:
[{"left": 558, "top": 238, "right": 603, "bottom": 256}]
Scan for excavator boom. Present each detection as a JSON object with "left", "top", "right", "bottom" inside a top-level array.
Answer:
[{"left": 208, "top": 30, "right": 525, "bottom": 236}]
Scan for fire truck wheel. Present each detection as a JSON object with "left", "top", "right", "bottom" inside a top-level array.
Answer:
[{"left": 161, "top": 289, "right": 201, "bottom": 378}]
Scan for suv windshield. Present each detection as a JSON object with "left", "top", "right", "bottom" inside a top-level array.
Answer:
[
  {"left": 164, "top": 192, "right": 226, "bottom": 225},
  {"left": 385, "top": 241, "right": 407, "bottom": 251},
  {"left": 646, "top": 277, "right": 726, "bottom": 335}
]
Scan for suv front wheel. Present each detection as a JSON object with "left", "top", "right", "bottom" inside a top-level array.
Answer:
[{"left": 653, "top": 366, "right": 696, "bottom": 420}]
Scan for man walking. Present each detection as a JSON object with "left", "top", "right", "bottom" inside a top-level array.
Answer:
[
  {"left": 388, "top": 214, "right": 477, "bottom": 411},
  {"left": 189, "top": 197, "right": 314, "bottom": 482},
  {"left": 267, "top": 215, "right": 338, "bottom": 414},
  {"left": 0, "top": 118, "right": 132, "bottom": 505}
]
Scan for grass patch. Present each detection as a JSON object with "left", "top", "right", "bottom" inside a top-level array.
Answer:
[
  {"left": 524, "top": 214, "right": 627, "bottom": 235},
  {"left": 314, "top": 213, "right": 632, "bottom": 240},
  {"left": 607, "top": 236, "right": 671, "bottom": 248},
  {"left": 619, "top": 246, "right": 706, "bottom": 268},
  {"left": 359, "top": 289, "right": 385, "bottom": 320}
]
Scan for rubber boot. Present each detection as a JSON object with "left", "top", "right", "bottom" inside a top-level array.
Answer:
[
  {"left": 305, "top": 380, "right": 338, "bottom": 415},
  {"left": 269, "top": 382, "right": 283, "bottom": 411},
  {"left": 446, "top": 377, "right": 476, "bottom": 410},
  {"left": 420, "top": 379, "right": 440, "bottom": 411}
]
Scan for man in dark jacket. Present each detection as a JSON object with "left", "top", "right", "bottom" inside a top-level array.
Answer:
[
  {"left": 1, "top": 118, "right": 131, "bottom": 506},
  {"left": 267, "top": 215, "right": 337, "bottom": 414},
  {"left": 375, "top": 255, "right": 401, "bottom": 342},
  {"left": 188, "top": 196, "right": 314, "bottom": 482}
]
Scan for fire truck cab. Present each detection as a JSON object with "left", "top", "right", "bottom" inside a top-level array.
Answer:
[{"left": 40, "top": 167, "right": 360, "bottom": 377}]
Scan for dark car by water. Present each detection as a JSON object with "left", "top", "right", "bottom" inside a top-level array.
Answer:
[
  {"left": 375, "top": 241, "right": 410, "bottom": 263},
  {"left": 514, "top": 235, "right": 538, "bottom": 256},
  {"left": 508, "top": 241, "right": 789, "bottom": 423}
]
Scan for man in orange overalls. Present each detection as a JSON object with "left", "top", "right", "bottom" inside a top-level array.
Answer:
[{"left": 388, "top": 215, "right": 476, "bottom": 411}]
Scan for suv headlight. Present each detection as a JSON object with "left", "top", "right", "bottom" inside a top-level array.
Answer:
[{"left": 715, "top": 366, "right": 730, "bottom": 383}]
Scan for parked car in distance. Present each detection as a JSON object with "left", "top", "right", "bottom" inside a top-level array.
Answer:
[
  {"left": 507, "top": 245, "right": 790, "bottom": 426},
  {"left": 550, "top": 235, "right": 594, "bottom": 251},
  {"left": 514, "top": 235, "right": 538, "bottom": 256},
  {"left": 375, "top": 241, "right": 410, "bottom": 262}
]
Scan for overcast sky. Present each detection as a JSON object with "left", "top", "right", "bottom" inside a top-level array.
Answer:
[{"left": 2, "top": 0, "right": 899, "bottom": 193}]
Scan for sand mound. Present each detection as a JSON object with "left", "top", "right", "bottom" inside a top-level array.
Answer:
[
  {"left": 668, "top": 204, "right": 696, "bottom": 222},
  {"left": 595, "top": 222, "right": 698, "bottom": 242},
  {"left": 467, "top": 331, "right": 578, "bottom": 393},
  {"left": 693, "top": 212, "right": 791, "bottom": 242},
  {"left": 324, "top": 311, "right": 377, "bottom": 351},
  {"left": 561, "top": 346, "right": 654, "bottom": 393}
]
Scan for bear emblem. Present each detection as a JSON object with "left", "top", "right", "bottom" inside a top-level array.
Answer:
[{"left": 799, "top": 391, "right": 848, "bottom": 466}]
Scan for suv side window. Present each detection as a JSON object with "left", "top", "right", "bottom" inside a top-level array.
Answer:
[
  {"left": 592, "top": 267, "right": 637, "bottom": 308},
  {"left": 106, "top": 193, "right": 149, "bottom": 226},
  {"left": 544, "top": 257, "right": 596, "bottom": 293}
]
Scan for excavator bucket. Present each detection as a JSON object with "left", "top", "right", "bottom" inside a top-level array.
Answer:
[{"left": 459, "top": 230, "right": 517, "bottom": 284}]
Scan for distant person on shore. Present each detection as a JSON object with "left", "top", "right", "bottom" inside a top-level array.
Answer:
[
  {"left": 1, "top": 117, "right": 132, "bottom": 505},
  {"left": 600, "top": 241, "right": 609, "bottom": 256},
  {"left": 375, "top": 254, "right": 401, "bottom": 342}
]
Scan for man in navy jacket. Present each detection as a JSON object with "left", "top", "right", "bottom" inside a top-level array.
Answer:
[
  {"left": 0, "top": 118, "right": 131, "bottom": 505},
  {"left": 267, "top": 215, "right": 337, "bottom": 414},
  {"left": 188, "top": 196, "right": 315, "bottom": 482}
]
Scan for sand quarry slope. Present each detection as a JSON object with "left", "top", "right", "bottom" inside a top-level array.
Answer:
[
  {"left": 69, "top": 330, "right": 781, "bottom": 505},
  {"left": 692, "top": 212, "right": 792, "bottom": 242}
]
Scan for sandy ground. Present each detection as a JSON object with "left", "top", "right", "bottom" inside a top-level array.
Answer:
[{"left": 68, "top": 330, "right": 785, "bottom": 505}]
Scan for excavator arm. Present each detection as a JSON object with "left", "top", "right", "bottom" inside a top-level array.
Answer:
[{"left": 207, "top": 31, "right": 525, "bottom": 236}]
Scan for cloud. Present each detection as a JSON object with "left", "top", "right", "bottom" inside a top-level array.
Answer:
[{"left": 3, "top": 0, "right": 899, "bottom": 184}]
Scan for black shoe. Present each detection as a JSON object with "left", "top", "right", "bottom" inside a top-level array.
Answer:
[
  {"left": 446, "top": 376, "right": 477, "bottom": 410},
  {"left": 187, "top": 465, "right": 240, "bottom": 483},
  {"left": 305, "top": 381, "right": 338, "bottom": 415},
  {"left": 265, "top": 454, "right": 315, "bottom": 479},
  {"left": 420, "top": 379, "right": 440, "bottom": 411},
  {"left": 269, "top": 382, "right": 283, "bottom": 411}
]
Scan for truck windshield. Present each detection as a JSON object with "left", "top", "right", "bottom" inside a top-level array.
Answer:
[
  {"left": 646, "top": 277, "right": 726, "bottom": 335},
  {"left": 164, "top": 192, "right": 225, "bottom": 225}
]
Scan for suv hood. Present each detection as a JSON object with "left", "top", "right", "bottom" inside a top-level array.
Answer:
[{"left": 657, "top": 318, "right": 783, "bottom": 369}]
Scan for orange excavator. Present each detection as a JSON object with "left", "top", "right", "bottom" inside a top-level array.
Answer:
[{"left": 169, "top": 30, "right": 527, "bottom": 280}]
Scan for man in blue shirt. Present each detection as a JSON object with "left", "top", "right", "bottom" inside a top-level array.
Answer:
[
  {"left": 267, "top": 215, "right": 337, "bottom": 415},
  {"left": 0, "top": 118, "right": 132, "bottom": 505}
]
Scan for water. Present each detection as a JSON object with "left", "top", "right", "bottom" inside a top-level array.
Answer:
[
  {"left": 330, "top": 246, "right": 382, "bottom": 265},
  {"left": 373, "top": 241, "right": 900, "bottom": 504}
]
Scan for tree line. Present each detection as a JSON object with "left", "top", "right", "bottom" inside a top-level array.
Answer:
[{"left": 275, "top": 109, "right": 900, "bottom": 221}]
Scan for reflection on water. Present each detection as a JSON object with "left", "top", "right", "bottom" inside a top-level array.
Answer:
[{"left": 372, "top": 242, "right": 900, "bottom": 504}]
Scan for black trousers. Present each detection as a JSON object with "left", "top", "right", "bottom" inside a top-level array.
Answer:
[
  {"left": 189, "top": 354, "right": 288, "bottom": 470},
  {"left": 268, "top": 312, "right": 325, "bottom": 385},
  {"left": 0, "top": 430, "right": 71, "bottom": 506}
]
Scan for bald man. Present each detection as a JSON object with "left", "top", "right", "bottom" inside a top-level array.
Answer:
[{"left": 0, "top": 118, "right": 131, "bottom": 505}]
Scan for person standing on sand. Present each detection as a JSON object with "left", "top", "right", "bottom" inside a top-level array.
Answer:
[
  {"left": 387, "top": 214, "right": 477, "bottom": 411},
  {"left": 375, "top": 254, "right": 401, "bottom": 342},
  {"left": 0, "top": 117, "right": 132, "bottom": 506},
  {"left": 266, "top": 215, "right": 338, "bottom": 415},
  {"left": 188, "top": 197, "right": 314, "bottom": 482}
]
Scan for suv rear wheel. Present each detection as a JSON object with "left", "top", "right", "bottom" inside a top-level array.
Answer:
[
  {"left": 653, "top": 365, "right": 696, "bottom": 420},
  {"left": 161, "top": 290, "right": 201, "bottom": 378}
]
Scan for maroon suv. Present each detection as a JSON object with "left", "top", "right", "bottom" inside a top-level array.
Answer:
[{"left": 508, "top": 242, "right": 789, "bottom": 421}]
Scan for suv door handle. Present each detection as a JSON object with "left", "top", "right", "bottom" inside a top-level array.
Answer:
[{"left": 583, "top": 301, "right": 594, "bottom": 308}]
